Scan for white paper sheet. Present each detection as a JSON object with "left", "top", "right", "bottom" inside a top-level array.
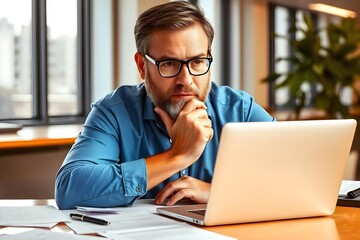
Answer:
[
  {"left": 0, "top": 200, "right": 234, "bottom": 239},
  {"left": 63, "top": 211, "right": 181, "bottom": 234},
  {"left": 339, "top": 180, "right": 360, "bottom": 196},
  {"left": 61, "top": 199, "right": 164, "bottom": 235},
  {"left": 99, "top": 222, "right": 236, "bottom": 240},
  {"left": 62, "top": 200, "right": 235, "bottom": 239},
  {"left": 0, "top": 229, "right": 106, "bottom": 240},
  {"left": 0, "top": 206, "right": 70, "bottom": 227},
  {"left": 75, "top": 206, "right": 121, "bottom": 213}
]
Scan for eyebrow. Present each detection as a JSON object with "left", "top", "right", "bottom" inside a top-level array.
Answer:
[{"left": 155, "top": 53, "right": 209, "bottom": 61}]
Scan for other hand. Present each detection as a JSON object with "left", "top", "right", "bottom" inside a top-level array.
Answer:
[{"left": 154, "top": 176, "right": 210, "bottom": 205}]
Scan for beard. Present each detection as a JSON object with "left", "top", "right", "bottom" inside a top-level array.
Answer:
[{"left": 144, "top": 73, "right": 211, "bottom": 120}]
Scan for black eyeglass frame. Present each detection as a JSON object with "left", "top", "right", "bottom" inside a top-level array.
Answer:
[{"left": 144, "top": 54, "right": 213, "bottom": 78}]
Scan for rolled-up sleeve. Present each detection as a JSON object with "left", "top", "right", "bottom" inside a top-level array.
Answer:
[{"left": 121, "top": 159, "right": 147, "bottom": 196}]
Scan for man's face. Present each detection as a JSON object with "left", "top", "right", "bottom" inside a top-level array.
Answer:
[{"left": 143, "top": 23, "right": 211, "bottom": 120}]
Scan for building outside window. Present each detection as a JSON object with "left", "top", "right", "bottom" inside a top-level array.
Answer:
[{"left": 0, "top": 0, "right": 90, "bottom": 124}]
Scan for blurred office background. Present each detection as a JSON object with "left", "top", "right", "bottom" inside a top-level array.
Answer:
[
  {"left": 0, "top": 0, "right": 359, "bottom": 198},
  {"left": 1, "top": 0, "right": 359, "bottom": 124}
]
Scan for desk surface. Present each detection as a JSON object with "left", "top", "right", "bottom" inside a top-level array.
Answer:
[
  {"left": 0, "top": 124, "right": 82, "bottom": 150},
  {"left": 204, "top": 206, "right": 360, "bottom": 240},
  {"left": 1, "top": 199, "right": 360, "bottom": 239}
]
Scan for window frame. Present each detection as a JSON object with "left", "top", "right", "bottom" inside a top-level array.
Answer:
[
  {"left": 268, "top": 3, "right": 319, "bottom": 111},
  {"left": 2, "top": 0, "right": 91, "bottom": 126}
]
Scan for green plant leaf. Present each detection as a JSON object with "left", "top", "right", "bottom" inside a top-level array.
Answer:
[
  {"left": 261, "top": 72, "right": 281, "bottom": 83},
  {"left": 263, "top": 13, "right": 360, "bottom": 119}
]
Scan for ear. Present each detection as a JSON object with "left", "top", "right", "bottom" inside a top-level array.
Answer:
[{"left": 134, "top": 52, "right": 146, "bottom": 80}]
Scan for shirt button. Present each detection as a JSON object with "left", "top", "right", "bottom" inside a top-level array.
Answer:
[
  {"left": 182, "top": 170, "right": 186, "bottom": 175},
  {"left": 136, "top": 185, "right": 141, "bottom": 192}
]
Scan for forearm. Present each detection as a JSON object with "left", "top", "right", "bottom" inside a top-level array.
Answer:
[{"left": 145, "top": 149, "right": 187, "bottom": 190}]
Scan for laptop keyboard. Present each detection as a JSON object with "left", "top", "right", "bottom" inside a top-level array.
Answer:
[{"left": 188, "top": 209, "right": 206, "bottom": 216}]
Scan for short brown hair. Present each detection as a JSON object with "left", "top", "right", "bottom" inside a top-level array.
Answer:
[{"left": 134, "top": 1, "right": 214, "bottom": 55}]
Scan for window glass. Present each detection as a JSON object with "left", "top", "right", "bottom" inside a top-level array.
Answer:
[
  {"left": 271, "top": 5, "right": 352, "bottom": 110},
  {"left": 273, "top": 6, "right": 290, "bottom": 106},
  {"left": 0, "top": 0, "right": 32, "bottom": 119},
  {"left": 47, "top": 0, "right": 78, "bottom": 116},
  {"left": 295, "top": 10, "right": 312, "bottom": 106}
]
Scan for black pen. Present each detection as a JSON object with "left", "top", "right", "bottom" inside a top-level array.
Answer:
[
  {"left": 70, "top": 213, "right": 110, "bottom": 225},
  {"left": 347, "top": 187, "right": 360, "bottom": 199}
]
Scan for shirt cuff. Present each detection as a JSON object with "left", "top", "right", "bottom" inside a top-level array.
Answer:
[{"left": 120, "top": 159, "right": 147, "bottom": 197}]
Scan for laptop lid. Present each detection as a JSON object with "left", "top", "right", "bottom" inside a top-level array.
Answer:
[{"left": 157, "top": 119, "right": 357, "bottom": 226}]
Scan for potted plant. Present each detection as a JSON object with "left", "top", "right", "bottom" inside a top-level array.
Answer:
[{"left": 264, "top": 14, "right": 360, "bottom": 119}]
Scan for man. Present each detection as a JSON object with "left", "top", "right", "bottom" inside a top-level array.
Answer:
[{"left": 55, "top": 1, "right": 275, "bottom": 209}]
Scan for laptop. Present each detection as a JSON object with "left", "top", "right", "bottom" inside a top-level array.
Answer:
[{"left": 156, "top": 119, "right": 357, "bottom": 226}]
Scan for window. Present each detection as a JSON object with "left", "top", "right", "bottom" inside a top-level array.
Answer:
[
  {"left": 269, "top": 4, "right": 347, "bottom": 110},
  {"left": 0, "top": 0, "right": 90, "bottom": 125},
  {"left": 269, "top": 4, "right": 316, "bottom": 110}
]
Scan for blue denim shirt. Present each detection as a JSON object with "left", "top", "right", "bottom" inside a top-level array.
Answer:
[{"left": 55, "top": 82, "right": 275, "bottom": 209}]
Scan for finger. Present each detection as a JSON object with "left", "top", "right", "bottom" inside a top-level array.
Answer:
[
  {"left": 166, "top": 189, "right": 193, "bottom": 206},
  {"left": 178, "top": 106, "right": 211, "bottom": 127},
  {"left": 155, "top": 176, "right": 191, "bottom": 204},
  {"left": 205, "top": 128, "right": 214, "bottom": 142},
  {"left": 155, "top": 182, "right": 178, "bottom": 205},
  {"left": 181, "top": 99, "right": 207, "bottom": 113},
  {"left": 192, "top": 117, "right": 212, "bottom": 141},
  {"left": 189, "top": 108, "right": 210, "bottom": 120},
  {"left": 198, "top": 114, "right": 212, "bottom": 127}
]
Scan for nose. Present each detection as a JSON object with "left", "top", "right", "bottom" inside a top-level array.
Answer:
[{"left": 175, "top": 64, "right": 193, "bottom": 86}]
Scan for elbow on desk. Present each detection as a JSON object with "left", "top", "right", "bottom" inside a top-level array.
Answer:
[
  {"left": 54, "top": 162, "right": 94, "bottom": 209},
  {"left": 54, "top": 167, "right": 89, "bottom": 210},
  {"left": 54, "top": 167, "right": 140, "bottom": 209},
  {"left": 54, "top": 175, "right": 76, "bottom": 210},
  {"left": 55, "top": 193, "right": 73, "bottom": 210},
  {"left": 54, "top": 184, "right": 138, "bottom": 210}
]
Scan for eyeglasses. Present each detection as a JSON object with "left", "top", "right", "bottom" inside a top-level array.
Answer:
[{"left": 144, "top": 54, "right": 213, "bottom": 78}]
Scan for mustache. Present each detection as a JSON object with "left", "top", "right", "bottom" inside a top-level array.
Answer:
[{"left": 172, "top": 84, "right": 199, "bottom": 95}]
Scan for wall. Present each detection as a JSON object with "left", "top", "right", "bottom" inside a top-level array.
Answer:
[
  {"left": 240, "top": 0, "right": 269, "bottom": 106},
  {"left": 0, "top": 146, "right": 70, "bottom": 199},
  {"left": 92, "top": 0, "right": 114, "bottom": 102}
]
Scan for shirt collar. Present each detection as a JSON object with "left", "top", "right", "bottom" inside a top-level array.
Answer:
[{"left": 143, "top": 95, "right": 157, "bottom": 121}]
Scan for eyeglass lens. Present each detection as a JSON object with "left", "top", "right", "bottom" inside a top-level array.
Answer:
[{"left": 158, "top": 59, "right": 211, "bottom": 77}]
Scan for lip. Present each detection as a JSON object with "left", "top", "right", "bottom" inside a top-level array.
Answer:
[{"left": 172, "top": 93, "right": 196, "bottom": 98}]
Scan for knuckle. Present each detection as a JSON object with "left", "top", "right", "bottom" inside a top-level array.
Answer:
[
  {"left": 168, "top": 181, "right": 176, "bottom": 189},
  {"left": 181, "top": 175, "right": 190, "bottom": 181},
  {"left": 177, "top": 189, "right": 188, "bottom": 196}
]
